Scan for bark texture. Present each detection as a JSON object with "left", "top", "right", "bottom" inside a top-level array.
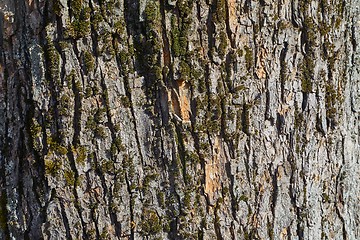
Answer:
[{"left": 0, "top": 0, "right": 359, "bottom": 239}]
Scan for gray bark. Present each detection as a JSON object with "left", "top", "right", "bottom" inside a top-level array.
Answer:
[{"left": 0, "top": 0, "right": 359, "bottom": 239}]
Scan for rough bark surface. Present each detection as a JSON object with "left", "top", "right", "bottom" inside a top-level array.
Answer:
[{"left": 0, "top": 0, "right": 359, "bottom": 239}]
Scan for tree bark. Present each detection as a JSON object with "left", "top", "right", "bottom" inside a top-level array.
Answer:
[{"left": 0, "top": 0, "right": 359, "bottom": 239}]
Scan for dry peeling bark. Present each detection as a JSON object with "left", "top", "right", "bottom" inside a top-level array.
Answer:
[{"left": 0, "top": 0, "right": 360, "bottom": 239}]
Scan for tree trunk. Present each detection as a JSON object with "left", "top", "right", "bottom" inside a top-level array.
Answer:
[{"left": 0, "top": 0, "right": 359, "bottom": 239}]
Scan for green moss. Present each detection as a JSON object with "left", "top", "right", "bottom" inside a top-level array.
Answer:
[
  {"left": 163, "top": 219, "right": 171, "bottom": 232},
  {"left": 170, "top": 10, "right": 190, "bottom": 57},
  {"left": 267, "top": 219, "right": 274, "bottom": 239},
  {"left": 59, "top": 41, "right": 70, "bottom": 52},
  {"left": 294, "top": 110, "right": 304, "bottom": 129},
  {"left": 278, "top": 20, "right": 289, "bottom": 31},
  {"left": 65, "top": 70, "right": 75, "bottom": 88},
  {"left": 244, "top": 229, "right": 258, "bottom": 240},
  {"left": 143, "top": 173, "right": 158, "bottom": 190},
  {"left": 59, "top": 94, "right": 71, "bottom": 116},
  {"left": 67, "top": 19, "right": 90, "bottom": 39},
  {"left": 66, "top": 7, "right": 91, "bottom": 39},
  {"left": 319, "top": 20, "right": 331, "bottom": 36},
  {"left": 157, "top": 191, "right": 165, "bottom": 207},
  {"left": 118, "top": 50, "right": 129, "bottom": 65},
  {"left": 303, "top": 17, "right": 316, "bottom": 45},
  {"left": 94, "top": 126, "right": 107, "bottom": 139},
  {"left": 134, "top": 0, "right": 164, "bottom": 100},
  {"left": 153, "top": 66, "right": 162, "bottom": 80},
  {"left": 53, "top": 0, "right": 63, "bottom": 16},
  {"left": 171, "top": 16, "right": 181, "bottom": 57},
  {"left": 179, "top": 61, "right": 190, "bottom": 80},
  {"left": 325, "top": 83, "right": 337, "bottom": 124},
  {"left": 64, "top": 170, "right": 75, "bottom": 186},
  {"left": 144, "top": 1, "right": 160, "bottom": 26},
  {"left": 70, "top": 0, "right": 82, "bottom": 17},
  {"left": 222, "top": 186, "right": 229, "bottom": 196},
  {"left": 177, "top": 0, "right": 192, "bottom": 15},
  {"left": 45, "top": 36, "right": 60, "bottom": 84},
  {"left": 242, "top": 103, "right": 251, "bottom": 135},
  {"left": 199, "top": 141, "right": 210, "bottom": 153},
  {"left": 84, "top": 86, "right": 93, "bottom": 98},
  {"left": 74, "top": 80, "right": 82, "bottom": 92},
  {"left": 110, "top": 143, "right": 118, "bottom": 156},
  {"left": 121, "top": 96, "right": 131, "bottom": 108},
  {"left": 88, "top": 228, "right": 96, "bottom": 239},
  {"left": 218, "top": 31, "right": 228, "bottom": 58},
  {"left": 239, "top": 194, "right": 248, "bottom": 202},
  {"left": 91, "top": 10, "right": 103, "bottom": 29},
  {"left": 322, "top": 193, "right": 330, "bottom": 203},
  {"left": 94, "top": 107, "right": 106, "bottom": 123},
  {"left": 100, "top": 159, "right": 114, "bottom": 173},
  {"left": 76, "top": 146, "right": 87, "bottom": 165},
  {"left": 29, "top": 118, "right": 42, "bottom": 151},
  {"left": 244, "top": 46, "right": 253, "bottom": 72},
  {"left": 100, "top": 227, "right": 109, "bottom": 240},
  {"left": 140, "top": 208, "right": 162, "bottom": 235},
  {"left": 214, "top": 0, "right": 226, "bottom": 23},
  {"left": 113, "top": 124, "right": 121, "bottom": 132},
  {"left": 57, "top": 145, "right": 68, "bottom": 155},
  {"left": 272, "top": 14, "right": 279, "bottom": 22},
  {"left": 47, "top": 136, "right": 67, "bottom": 155},
  {"left": 85, "top": 116, "right": 96, "bottom": 130},
  {"left": 99, "top": 31, "right": 116, "bottom": 56},
  {"left": 301, "top": 57, "right": 314, "bottom": 93},
  {"left": 301, "top": 77, "right": 313, "bottom": 93},
  {"left": 45, "top": 159, "right": 62, "bottom": 176},
  {"left": 334, "top": 2, "right": 344, "bottom": 28},
  {"left": 83, "top": 50, "right": 95, "bottom": 73},
  {"left": 237, "top": 48, "right": 244, "bottom": 57},
  {"left": 205, "top": 119, "right": 221, "bottom": 133},
  {"left": 185, "top": 151, "right": 200, "bottom": 164},
  {"left": 183, "top": 191, "right": 191, "bottom": 209},
  {"left": 113, "top": 136, "right": 125, "bottom": 151},
  {"left": 113, "top": 20, "right": 125, "bottom": 35},
  {"left": 301, "top": 19, "right": 316, "bottom": 94}
]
